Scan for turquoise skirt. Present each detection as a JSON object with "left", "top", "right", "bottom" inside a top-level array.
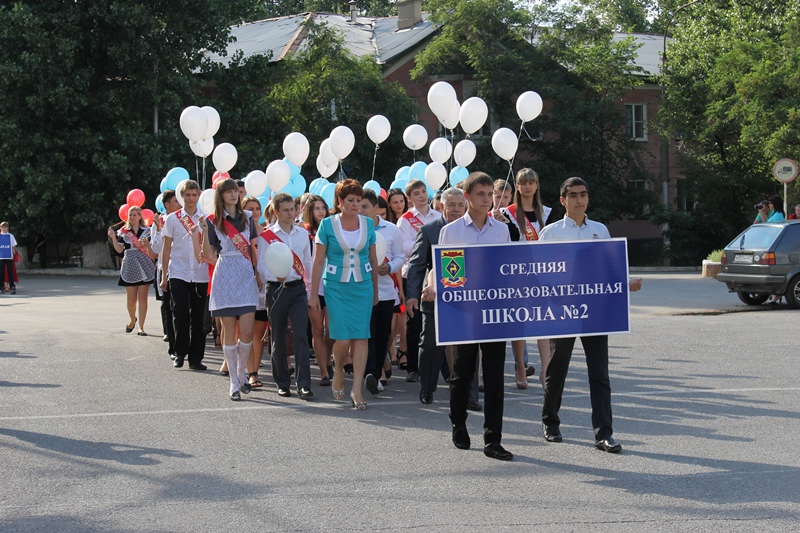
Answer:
[{"left": 324, "top": 278, "right": 373, "bottom": 340}]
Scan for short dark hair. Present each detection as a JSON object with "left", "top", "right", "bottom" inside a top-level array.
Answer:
[
  {"left": 560, "top": 177, "right": 588, "bottom": 198},
  {"left": 235, "top": 179, "right": 245, "bottom": 188},
  {"left": 405, "top": 179, "right": 427, "bottom": 196},
  {"left": 333, "top": 179, "right": 364, "bottom": 214},
  {"left": 462, "top": 172, "right": 494, "bottom": 194},
  {"left": 362, "top": 190, "right": 379, "bottom": 206},
  {"left": 271, "top": 192, "right": 294, "bottom": 210},
  {"left": 162, "top": 190, "right": 176, "bottom": 204}
]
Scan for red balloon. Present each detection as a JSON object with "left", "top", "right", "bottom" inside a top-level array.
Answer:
[
  {"left": 118, "top": 203, "right": 130, "bottom": 221},
  {"left": 380, "top": 188, "right": 387, "bottom": 199},
  {"left": 141, "top": 209, "right": 155, "bottom": 226},
  {"left": 212, "top": 171, "right": 230, "bottom": 182},
  {"left": 127, "top": 189, "right": 145, "bottom": 207}
]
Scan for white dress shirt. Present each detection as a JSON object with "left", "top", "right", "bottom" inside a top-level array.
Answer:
[
  {"left": 397, "top": 206, "right": 442, "bottom": 278},
  {"left": 162, "top": 208, "right": 209, "bottom": 283},
  {"left": 257, "top": 221, "right": 313, "bottom": 290},
  {"left": 438, "top": 211, "right": 511, "bottom": 246},
  {"left": 374, "top": 216, "right": 405, "bottom": 302},
  {"left": 538, "top": 215, "right": 610, "bottom": 242}
]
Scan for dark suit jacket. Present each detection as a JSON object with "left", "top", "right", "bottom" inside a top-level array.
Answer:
[{"left": 405, "top": 217, "right": 448, "bottom": 314}]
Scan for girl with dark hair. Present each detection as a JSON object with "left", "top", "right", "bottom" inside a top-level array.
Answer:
[
  {"left": 386, "top": 188, "right": 408, "bottom": 224},
  {"left": 303, "top": 195, "right": 333, "bottom": 386},
  {"left": 756, "top": 194, "right": 786, "bottom": 223},
  {"left": 242, "top": 196, "right": 268, "bottom": 388}
]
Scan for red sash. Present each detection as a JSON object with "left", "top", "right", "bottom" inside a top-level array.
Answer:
[
  {"left": 120, "top": 228, "right": 149, "bottom": 255},
  {"left": 207, "top": 214, "right": 252, "bottom": 262},
  {"left": 176, "top": 209, "right": 202, "bottom": 244},
  {"left": 506, "top": 205, "right": 539, "bottom": 241},
  {"left": 401, "top": 210, "right": 424, "bottom": 232},
  {"left": 260, "top": 229, "right": 305, "bottom": 277}
]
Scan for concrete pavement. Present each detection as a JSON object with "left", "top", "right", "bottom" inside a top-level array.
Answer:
[{"left": 0, "top": 274, "right": 797, "bottom": 531}]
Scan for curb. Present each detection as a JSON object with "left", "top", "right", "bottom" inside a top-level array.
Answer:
[{"left": 18, "top": 269, "right": 119, "bottom": 278}]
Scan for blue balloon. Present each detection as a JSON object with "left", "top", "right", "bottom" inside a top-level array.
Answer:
[
  {"left": 321, "top": 183, "right": 336, "bottom": 210},
  {"left": 309, "top": 177, "right": 326, "bottom": 195},
  {"left": 389, "top": 178, "right": 408, "bottom": 191},
  {"left": 395, "top": 166, "right": 410, "bottom": 182},
  {"left": 165, "top": 167, "right": 190, "bottom": 190},
  {"left": 291, "top": 175, "right": 307, "bottom": 198},
  {"left": 155, "top": 194, "right": 165, "bottom": 213},
  {"left": 283, "top": 157, "right": 302, "bottom": 179},
  {"left": 160, "top": 177, "right": 169, "bottom": 194},
  {"left": 450, "top": 166, "right": 469, "bottom": 187},
  {"left": 257, "top": 195, "right": 271, "bottom": 213},
  {"left": 410, "top": 161, "right": 427, "bottom": 180},
  {"left": 426, "top": 182, "right": 435, "bottom": 199},
  {"left": 364, "top": 180, "right": 381, "bottom": 196}
]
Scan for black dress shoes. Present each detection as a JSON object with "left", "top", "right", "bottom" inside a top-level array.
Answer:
[
  {"left": 365, "top": 374, "right": 380, "bottom": 395},
  {"left": 420, "top": 392, "right": 433, "bottom": 404},
  {"left": 230, "top": 391, "right": 241, "bottom": 401},
  {"left": 189, "top": 363, "right": 207, "bottom": 371},
  {"left": 277, "top": 388, "right": 291, "bottom": 397},
  {"left": 297, "top": 387, "right": 314, "bottom": 400},
  {"left": 452, "top": 425, "right": 470, "bottom": 450},
  {"left": 543, "top": 423, "right": 562, "bottom": 443},
  {"left": 467, "top": 401, "right": 483, "bottom": 412},
  {"left": 239, "top": 382, "right": 251, "bottom": 394},
  {"left": 594, "top": 437, "right": 622, "bottom": 453},
  {"left": 484, "top": 443, "right": 513, "bottom": 461},
  {"left": 173, "top": 356, "right": 184, "bottom": 368}
]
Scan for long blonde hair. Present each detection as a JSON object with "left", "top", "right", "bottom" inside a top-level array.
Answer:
[
  {"left": 513, "top": 168, "right": 544, "bottom": 232},
  {"left": 214, "top": 178, "right": 246, "bottom": 233},
  {"left": 124, "top": 206, "right": 143, "bottom": 230}
]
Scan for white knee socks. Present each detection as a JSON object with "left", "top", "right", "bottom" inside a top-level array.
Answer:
[
  {"left": 237, "top": 341, "right": 252, "bottom": 389},
  {"left": 223, "top": 345, "right": 240, "bottom": 395}
]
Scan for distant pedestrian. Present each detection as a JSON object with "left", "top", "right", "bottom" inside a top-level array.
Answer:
[{"left": 0, "top": 221, "right": 19, "bottom": 294}]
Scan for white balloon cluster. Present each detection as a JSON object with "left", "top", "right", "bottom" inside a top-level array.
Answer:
[{"left": 181, "top": 106, "right": 220, "bottom": 158}]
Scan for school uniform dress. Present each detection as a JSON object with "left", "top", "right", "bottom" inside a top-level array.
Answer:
[
  {"left": 205, "top": 211, "right": 259, "bottom": 317},
  {"left": 116, "top": 226, "right": 156, "bottom": 287},
  {"left": 315, "top": 214, "right": 375, "bottom": 340}
]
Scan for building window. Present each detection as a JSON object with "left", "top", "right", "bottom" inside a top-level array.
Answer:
[{"left": 625, "top": 103, "right": 647, "bottom": 141}]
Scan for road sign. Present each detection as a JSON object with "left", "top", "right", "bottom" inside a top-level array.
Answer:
[{"left": 773, "top": 158, "right": 798, "bottom": 183}]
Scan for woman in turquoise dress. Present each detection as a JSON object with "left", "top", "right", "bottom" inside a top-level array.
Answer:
[{"left": 309, "top": 180, "right": 378, "bottom": 410}]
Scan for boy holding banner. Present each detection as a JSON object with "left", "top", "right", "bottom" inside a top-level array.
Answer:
[
  {"left": 436, "top": 172, "right": 513, "bottom": 461},
  {"left": 0, "top": 222, "right": 18, "bottom": 294},
  {"left": 258, "top": 193, "right": 314, "bottom": 399},
  {"left": 538, "top": 177, "right": 642, "bottom": 453}
]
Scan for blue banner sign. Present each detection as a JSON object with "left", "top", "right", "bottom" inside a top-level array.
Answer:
[
  {"left": 433, "top": 239, "right": 630, "bottom": 345},
  {"left": 0, "top": 234, "right": 12, "bottom": 260}
]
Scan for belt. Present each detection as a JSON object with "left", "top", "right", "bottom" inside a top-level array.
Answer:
[{"left": 268, "top": 280, "right": 303, "bottom": 287}]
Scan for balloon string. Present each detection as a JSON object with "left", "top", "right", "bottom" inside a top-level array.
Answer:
[
  {"left": 195, "top": 156, "right": 200, "bottom": 185},
  {"left": 202, "top": 157, "right": 207, "bottom": 189},
  {"left": 371, "top": 143, "right": 378, "bottom": 182},
  {"left": 520, "top": 121, "right": 538, "bottom": 142}
]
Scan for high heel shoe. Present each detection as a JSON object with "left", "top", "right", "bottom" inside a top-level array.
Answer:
[
  {"left": 332, "top": 388, "right": 345, "bottom": 401},
  {"left": 350, "top": 391, "right": 366, "bottom": 410},
  {"left": 515, "top": 366, "right": 528, "bottom": 390},
  {"left": 396, "top": 349, "right": 408, "bottom": 371}
]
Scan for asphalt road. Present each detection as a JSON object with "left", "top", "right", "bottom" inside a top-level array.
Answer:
[{"left": 0, "top": 274, "right": 798, "bottom": 532}]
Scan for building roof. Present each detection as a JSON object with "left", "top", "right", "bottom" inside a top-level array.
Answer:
[
  {"left": 612, "top": 33, "right": 669, "bottom": 76},
  {"left": 207, "top": 12, "right": 438, "bottom": 67}
]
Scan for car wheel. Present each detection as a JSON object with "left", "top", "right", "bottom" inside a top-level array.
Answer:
[
  {"left": 736, "top": 292, "right": 770, "bottom": 305},
  {"left": 784, "top": 275, "right": 800, "bottom": 309}
]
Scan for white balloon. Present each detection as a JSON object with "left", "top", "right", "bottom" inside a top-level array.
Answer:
[
  {"left": 189, "top": 137, "right": 214, "bottom": 158},
  {"left": 266, "top": 159, "right": 291, "bottom": 193},
  {"left": 516, "top": 91, "right": 543, "bottom": 123},
  {"left": 424, "top": 162, "right": 447, "bottom": 190},
  {"left": 403, "top": 124, "right": 428, "bottom": 151},
  {"left": 282, "top": 132, "right": 310, "bottom": 167},
  {"left": 429, "top": 138, "right": 453, "bottom": 164},
  {"left": 212, "top": 143, "right": 238, "bottom": 173},
  {"left": 320, "top": 138, "right": 338, "bottom": 167},
  {"left": 366, "top": 115, "right": 391, "bottom": 145},
  {"left": 454, "top": 139, "right": 477, "bottom": 168},
  {"left": 245, "top": 170, "right": 268, "bottom": 197},
  {"left": 491, "top": 127, "right": 519, "bottom": 161},
  {"left": 459, "top": 97, "right": 488, "bottom": 135},
  {"left": 442, "top": 101, "right": 460, "bottom": 131},
  {"left": 316, "top": 154, "right": 337, "bottom": 179},
  {"left": 264, "top": 242, "right": 293, "bottom": 278},
  {"left": 427, "top": 81, "right": 457, "bottom": 120},
  {"left": 180, "top": 106, "right": 208, "bottom": 142},
  {"left": 330, "top": 125, "right": 355, "bottom": 160},
  {"left": 201, "top": 106, "right": 220, "bottom": 139},
  {"left": 199, "top": 188, "right": 215, "bottom": 214},
  {"left": 375, "top": 231, "right": 387, "bottom": 262},
  {"left": 175, "top": 179, "right": 189, "bottom": 207}
]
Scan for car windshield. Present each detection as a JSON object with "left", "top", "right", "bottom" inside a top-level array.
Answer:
[{"left": 726, "top": 225, "right": 783, "bottom": 251}]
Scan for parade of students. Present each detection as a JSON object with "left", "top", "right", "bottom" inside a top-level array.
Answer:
[
  {"left": 360, "top": 189, "right": 405, "bottom": 396},
  {"left": 257, "top": 192, "right": 314, "bottom": 399},
  {"left": 309, "top": 179, "right": 378, "bottom": 410},
  {"left": 397, "top": 179, "right": 442, "bottom": 382},
  {"left": 436, "top": 172, "right": 513, "bottom": 461},
  {"left": 160, "top": 180, "right": 210, "bottom": 370},
  {"left": 108, "top": 205, "right": 156, "bottom": 336}
]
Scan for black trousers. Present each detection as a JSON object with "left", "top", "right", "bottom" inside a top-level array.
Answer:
[
  {"left": 266, "top": 282, "right": 311, "bottom": 390},
  {"left": 418, "top": 309, "right": 447, "bottom": 394},
  {"left": 1, "top": 259, "right": 15, "bottom": 289},
  {"left": 160, "top": 286, "right": 175, "bottom": 355},
  {"left": 367, "top": 299, "right": 396, "bottom": 379},
  {"left": 403, "top": 279, "right": 422, "bottom": 372},
  {"left": 169, "top": 279, "right": 208, "bottom": 365},
  {"left": 449, "top": 341, "right": 506, "bottom": 445},
  {"left": 542, "top": 335, "right": 613, "bottom": 440}
]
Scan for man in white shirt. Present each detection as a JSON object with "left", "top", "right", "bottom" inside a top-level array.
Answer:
[
  {"left": 257, "top": 193, "right": 314, "bottom": 399},
  {"left": 361, "top": 190, "right": 405, "bottom": 395},
  {"left": 538, "top": 177, "right": 642, "bottom": 453},
  {"left": 435, "top": 172, "right": 513, "bottom": 461},
  {"left": 150, "top": 190, "right": 180, "bottom": 357},
  {"left": 397, "top": 179, "right": 442, "bottom": 382},
  {"left": 160, "top": 181, "right": 209, "bottom": 370}
]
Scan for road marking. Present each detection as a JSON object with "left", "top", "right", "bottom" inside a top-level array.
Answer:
[{"left": 0, "top": 386, "right": 796, "bottom": 422}]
